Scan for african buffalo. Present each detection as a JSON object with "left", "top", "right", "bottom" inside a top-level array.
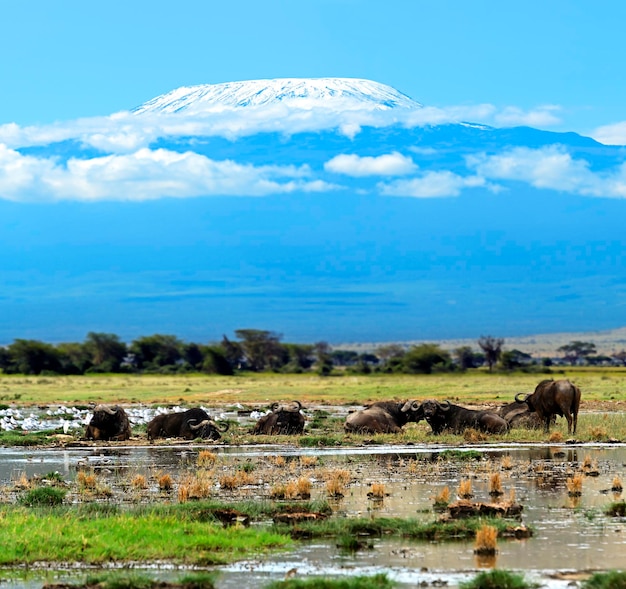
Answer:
[
  {"left": 344, "top": 400, "right": 425, "bottom": 434},
  {"left": 252, "top": 401, "right": 305, "bottom": 435},
  {"left": 413, "top": 399, "right": 508, "bottom": 435},
  {"left": 85, "top": 404, "right": 132, "bottom": 441},
  {"left": 497, "top": 400, "right": 550, "bottom": 429},
  {"left": 514, "top": 379, "right": 581, "bottom": 434},
  {"left": 147, "top": 408, "right": 229, "bottom": 440}
]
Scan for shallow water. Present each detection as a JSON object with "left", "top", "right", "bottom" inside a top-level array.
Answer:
[{"left": 1, "top": 443, "right": 625, "bottom": 588}]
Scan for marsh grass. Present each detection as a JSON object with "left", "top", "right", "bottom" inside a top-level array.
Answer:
[
  {"left": 581, "top": 570, "right": 626, "bottom": 589},
  {"left": 488, "top": 473, "right": 504, "bottom": 496},
  {"left": 566, "top": 473, "right": 584, "bottom": 496},
  {"left": 461, "top": 570, "right": 540, "bottom": 589},
  {"left": 19, "top": 486, "right": 66, "bottom": 507},
  {"left": 474, "top": 524, "right": 498, "bottom": 555},
  {"left": 264, "top": 573, "right": 395, "bottom": 589}
]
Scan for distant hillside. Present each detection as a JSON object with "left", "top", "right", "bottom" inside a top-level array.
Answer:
[{"left": 336, "top": 326, "right": 626, "bottom": 358}]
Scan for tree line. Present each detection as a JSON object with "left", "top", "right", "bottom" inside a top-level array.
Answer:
[{"left": 0, "top": 330, "right": 620, "bottom": 376}]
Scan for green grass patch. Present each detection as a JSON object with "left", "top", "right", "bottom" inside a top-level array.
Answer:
[
  {"left": 438, "top": 449, "right": 483, "bottom": 461},
  {"left": 581, "top": 570, "right": 626, "bottom": 589},
  {"left": 605, "top": 501, "right": 626, "bottom": 517},
  {"left": 461, "top": 569, "right": 540, "bottom": 589},
  {"left": 0, "top": 430, "right": 55, "bottom": 446},
  {"left": 0, "top": 505, "right": 291, "bottom": 566},
  {"left": 264, "top": 574, "right": 396, "bottom": 589}
]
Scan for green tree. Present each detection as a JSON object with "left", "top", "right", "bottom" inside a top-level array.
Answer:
[
  {"left": 6, "top": 339, "right": 62, "bottom": 375},
  {"left": 130, "top": 334, "right": 184, "bottom": 371},
  {"left": 234, "top": 329, "right": 285, "bottom": 371},
  {"left": 84, "top": 332, "right": 127, "bottom": 372},
  {"left": 200, "top": 345, "right": 234, "bottom": 375},
  {"left": 56, "top": 342, "right": 92, "bottom": 374},
  {"left": 402, "top": 343, "right": 452, "bottom": 374},
  {"left": 500, "top": 349, "right": 533, "bottom": 370},
  {"left": 478, "top": 335, "right": 504, "bottom": 372},
  {"left": 557, "top": 340, "right": 597, "bottom": 364},
  {"left": 453, "top": 346, "right": 484, "bottom": 370}
]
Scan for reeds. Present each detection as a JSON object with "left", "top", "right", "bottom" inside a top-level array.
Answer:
[
  {"left": 157, "top": 473, "right": 173, "bottom": 491},
  {"left": 131, "top": 474, "right": 147, "bottom": 489}
]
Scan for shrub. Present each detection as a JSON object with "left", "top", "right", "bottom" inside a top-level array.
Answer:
[{"left": 19, "top": 486, "right": 66, "bottom": 507}]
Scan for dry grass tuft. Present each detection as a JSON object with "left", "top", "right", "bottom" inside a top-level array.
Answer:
[
  {"left": 197, "top": 450, "right": 217, "bottom": 467},
  {"left": 458, "top": 479, "right": 473, "bottom": 499},
  {"left": 157, "top": 473, "right": 173, "bottom": 491},
  {"left": 611, "top": 476, "right": 623, "bottom": 492},
  {"left": 131, "top": 474, "right": 147, "bottom": 489},
  {"left": 76, "top": 470, "right": 97, "bottom": 490},
  {"left": 474, "top": 524, "right": 498, "bottom": 555},
  {"left": 582, "top": 455, "right": 593, "bottom": 470},
  {"left": 463, "top": 428, "right": 486, "bottom": 442},
  {"left": 299, "top": 456, "right": 318, "bottom": 468},
  {"left": 589, "top": 426, "right": 608, "bottom": 441},
  {"left": 296, "top": 476, "right": 312, "bottom": 498},
  {"left": 489, "top": 472, "right": 504, "bottom": 496},
  {"left": 325, "top": 471, "right": 347, "bottom": 498},
  {"left": 566, "top": 472, "right": 584, "bottom": 496},
  {"left": 407, "top": 459, "right": 419, "bottom": 474},
  {"left": 368, "top": 483, "right": 386, "bottom": 499},
  {"left": 501, "top": 455, "right": 513, "bottom": 470},
  {"left": 271, "top": 456, "right": 286, "bottom": 467},
  {"left": 434, "top": 486, "right": 450, "bottom": 507},
  {"left": 549, "top": 431, "right": 564, "bottom": 443},
  {"left": 178, "top": 483, "right": 189, "bottom": 503}
]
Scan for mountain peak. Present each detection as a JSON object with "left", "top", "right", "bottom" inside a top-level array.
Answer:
[{"left": 132, "top": 77, "right": 422, "bottom": 115}]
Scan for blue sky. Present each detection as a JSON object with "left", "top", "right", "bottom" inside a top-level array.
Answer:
[
  {"left": 2, "top": 0, "right": 626, "bottom": 138},
  {"left": 2, "top": 0, "right": 626, "bottom": 345}
]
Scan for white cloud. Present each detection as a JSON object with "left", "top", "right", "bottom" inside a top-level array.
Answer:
[
  {"left": 0, "top": 145, "right": 338, "bottom": 202},
  {"left": 324, "top": 152, "right": 417, "bottom": 177},
  {"left": 379, "top": 171, "right": 487, "bottom": 198},
  {"left": 493, "top": 105, "right": 562, "bottom": 127},
  {"left": 591, "top": 121, "right": 626, "bottom": 145},
  {"left": 467, "top": 145, "right": 626, "bottom": 198}
]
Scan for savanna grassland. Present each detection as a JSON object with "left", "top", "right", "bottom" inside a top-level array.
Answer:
[{"left": 1, "top": 368, "right": 626, "bottom": 408}]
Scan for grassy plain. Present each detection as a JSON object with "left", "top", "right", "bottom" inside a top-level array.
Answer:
[{"left": 1, "top": 368, "right": 625, "bottom": 407}]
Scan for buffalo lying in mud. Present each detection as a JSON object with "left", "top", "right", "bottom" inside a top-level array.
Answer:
[
  {"left": 147, "top": 408, "right": 229, "bottom": 440},
  {"left": 252, "top": 401, "right": 305, "bottom": 435},
  {"left": 413, "top": 399, "right": 509, "bottom": 435},
  {"left": 344, "top": 400, "right": 425, "bottom": 434},
  {"left": 85, "top": 404, "right": 132, "bottom": 441},
  {"left": 513, "top": 379, "right": 581, "bottom": 434}
]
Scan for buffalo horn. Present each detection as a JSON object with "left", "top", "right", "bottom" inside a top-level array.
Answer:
[
  {"left": 189, "top": 419, "right": 210, "bottom": 430},
  {"left": 411, "top": 401, "right": 420, "bottom": 411},
  {"left": 100, "top": 405, "right": 117, "bottom": 415},
  {"left": 438, "top": 400, "right": 451, "bottom": 411},
  {"left": 515, "top": 392, "right": 530, "bottom": 403}
]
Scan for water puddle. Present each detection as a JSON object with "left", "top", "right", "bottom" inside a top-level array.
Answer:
[{"left": 1, "top": 443, "right": 625, "bottom": 588}]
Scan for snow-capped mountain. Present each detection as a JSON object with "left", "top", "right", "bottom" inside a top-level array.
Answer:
[{"left": 132, "top": 77, "right": 422, "bottom": 115}]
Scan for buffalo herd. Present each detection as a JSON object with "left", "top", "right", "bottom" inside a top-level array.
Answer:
[{"left": 83, "top": 379, "right": 581, "bottom": 442}]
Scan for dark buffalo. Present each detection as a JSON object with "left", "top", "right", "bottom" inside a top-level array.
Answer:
[
  {"left": 497, "top": 400, "right": 551, "bottom": 429},
  {"left": 412, "top": 399, "right": 508, "bottom": 435},
  {"left": 252, "top": 401, "right": 305, "bottom": 435},
  {"left": 514, "top": 379, "right": 581, "bottom": 434},
  {"left": 85, "top": 404, "right": 132, "bottom": 441},
  {"left": 147, "top": 408, "right": 229, "bottom": 440},
  {"left": 345, "top": 400, "right": 425, "bottom": 434}
]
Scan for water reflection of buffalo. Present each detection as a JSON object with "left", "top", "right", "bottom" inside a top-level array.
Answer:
[
  {"left": 252, "top": 401, "right": 305, "bottom": 435},
  {"left": 85, "top": 404, "right": 132, "bottom": 441},
  {"left": 413, "top": 400, "right": 508, "bottom": 435},
  {"left": 514, "top": 379, "right": 581, "bottom": 434},
  {"left": 344, "top": 400, "right": 425, "bottom": 434},
  {"left": 147, "top": 408, "right": 229, "bottom": 440}
]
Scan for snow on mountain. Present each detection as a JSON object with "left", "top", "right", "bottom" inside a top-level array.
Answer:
[{"left": 132, "top": 77, "right": 422, "bottom": 115}]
